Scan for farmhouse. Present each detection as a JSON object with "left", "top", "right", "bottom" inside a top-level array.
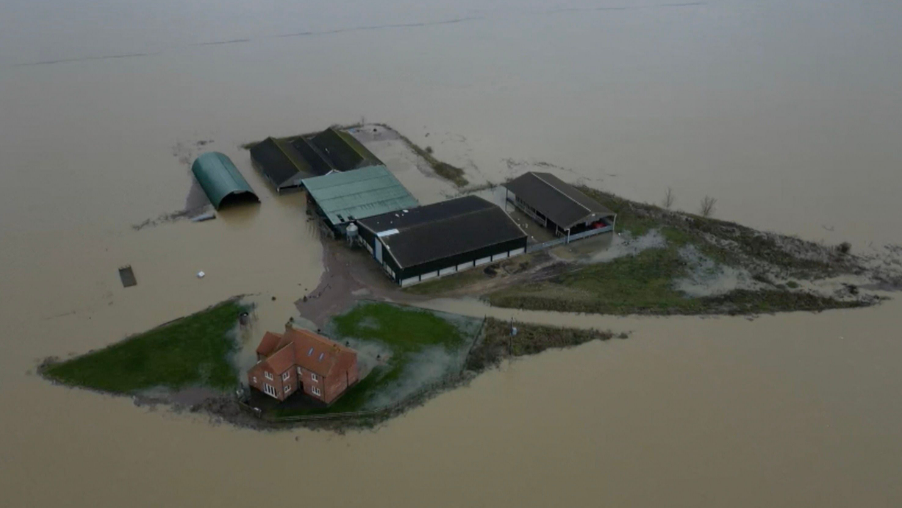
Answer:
[
  {"left": 247, "top": 326, "right": 358, "bottom": 404},
  {"left": 503, "top": 172, "right": 616, "bottom": 243},
  {"left": 356, "top": 196, "right": 528, "bottom": 287},
  {"left": 190, "top": 152, "right": 259, "bottom": 209},
  {"left": 250, "top": 127, "right": 383, "bottom": 193},
  {"left": 303, "top": 165, "right": 419, "bottom": 236}
]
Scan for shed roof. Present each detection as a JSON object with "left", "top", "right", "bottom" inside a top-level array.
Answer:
[
  {"left": 303, "top": 165, "right": 419, "bottom": 226},
  {"left": 310, "top": 127, "right": 382, "bottom": 171},
  {"left": 190, "top": 152, "right": 259, "bottom": 209},
  {"left": 249, "top": 137, "right": 308, "bottom": 189},
  {"left": 358, "top": 196, "right": 526, "bottom": 269},
  {"left": 503, "top": 172, "right": 614, "bottom": 229}
]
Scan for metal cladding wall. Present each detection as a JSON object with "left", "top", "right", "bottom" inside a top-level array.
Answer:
[
  {"left": 385, "top": 236, "right": 528, "bottom": 283},
  {"left": 191, "top": 152, "right": 259, "bottom": 209}
]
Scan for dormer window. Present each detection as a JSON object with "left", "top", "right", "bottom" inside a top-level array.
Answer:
[
  {"left": 307, "top": 347, "right": 314, "bottom": 356},
  {"left": 318, "top": 352, "right": 325, "bottom": 362}
]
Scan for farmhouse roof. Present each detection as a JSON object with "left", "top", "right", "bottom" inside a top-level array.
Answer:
[{"left": 255, "top": 328, "right": 357, "bottom": 378}]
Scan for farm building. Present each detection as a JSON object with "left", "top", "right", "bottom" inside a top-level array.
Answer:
[
  {"left": 249, "top": 137, "right": 310, "bottom": 193},
  {"left": 247, "top": 326, "right": 358, "bottom": 404},
  {"left": 249, "top": 127, "right": 383, "bottom": 193},
  {"left": 357, "top": 196, "right": 528, "bottom": 286},
  {"left": 303, "top": 165, "right": 419, "bottom": 235},
  {"left": 503, "top": 172, "right": 616, "bottom": 243},
  {"left": 190, "top": 152, "right": 259, "bottom": 209}
]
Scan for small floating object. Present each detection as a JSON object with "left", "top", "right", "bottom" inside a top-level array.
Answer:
[
  {"left": 197, "top": 271, "right": 205, "bottom": 278},
  {"left": 118, "top": 265, "right": 137, "bottom": 288},
  {"left": 191, "top": 212, "right": 216, "bottom": 222}
]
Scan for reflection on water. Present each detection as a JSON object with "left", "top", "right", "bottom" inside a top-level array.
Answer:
[{"left": 2, "top": 0, "right": 902, "bottom": 506}]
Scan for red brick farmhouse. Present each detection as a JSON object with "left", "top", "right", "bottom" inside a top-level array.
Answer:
[{"left": 247, "top": 327, "right": 358, "bottom": 404}]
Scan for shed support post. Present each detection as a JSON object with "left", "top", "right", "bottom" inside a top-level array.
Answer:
[{"left": 567, "top": 228, "right": 571, "bottom": 244}]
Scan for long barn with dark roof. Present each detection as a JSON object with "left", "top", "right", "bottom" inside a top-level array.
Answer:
[
  {"left": 356, "top": 196, "right": 527, "bottom": 287},
  {"left": 503, "top": 172, "right": 616, "bottom": 242}
]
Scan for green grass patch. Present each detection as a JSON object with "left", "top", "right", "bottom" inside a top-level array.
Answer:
[
  {"left": 489, "top": 248, "right": 702, "bottom": 314},
  {"left": 271, "top": 302, "right": 474, "bottom": 418},
  {"left": 488, "top": 247, "right": 861, "bottom": 316},
  {"left": 332, "top": 302, "right": 463, "bottom": 351},
  {"left": 43, "top": 300, "right": 246, "bottom": 394}
]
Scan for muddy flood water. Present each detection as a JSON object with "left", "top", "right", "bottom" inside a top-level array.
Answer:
[{"left": 2, "top": 1, "right": 902, "bottom": 506}]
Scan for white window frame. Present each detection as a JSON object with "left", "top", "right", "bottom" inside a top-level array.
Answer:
[
  {"left": 252, "top": 376, "right": 257, "bottom": 384},
  {"left": 263, "top": 383, "right": 277, "bottom": 397},
  {"left": 311, "top": 373, "right": 318, "bottom": 382},
  {"left": 281, "top": 371, "right": 290, "bottom": 381},
  {"left": 284, "top": 385, "right": 291, "bottom": 393},
  {"left": 264, "top": 371, "right": 273, "bottom": 381},
  {"left": 312, "top": 386, "right": 322, "bottom": 396}
]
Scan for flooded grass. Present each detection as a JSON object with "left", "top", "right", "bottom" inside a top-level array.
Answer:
[
  {"left": 487, "top": 246, "right": 866, "bottom": 316},
  {"left": 389, "top": 129, "right": 469, "bottom": 187},
  {"left": 42, "top": 300, "right": 247, "bottom": 394},
  {"left": 467, "top": 319, "right": 618, "bottom": 372},
  {"left": 271, "top": 302, "right": 474, "bottom": 418}
]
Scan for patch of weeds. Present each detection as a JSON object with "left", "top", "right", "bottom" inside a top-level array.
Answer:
[{"left": 468, "top": 319, "right": 617, "bottom": 371}]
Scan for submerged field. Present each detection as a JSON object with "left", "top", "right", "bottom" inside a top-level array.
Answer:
[{"left": 42, "top": 300, "right": 247, "bottom": 394}]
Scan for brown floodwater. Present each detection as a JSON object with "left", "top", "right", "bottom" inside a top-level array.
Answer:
[{"left": 2, "top": 0, "right": 902, "bottom": 506}]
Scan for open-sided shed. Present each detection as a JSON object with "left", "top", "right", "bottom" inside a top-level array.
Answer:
[
  {"left": 503, "top": 172, "right": 615, "bottom": 241},
  {"left": 191, "top": 152, "right": 259, "bottom": 209}
]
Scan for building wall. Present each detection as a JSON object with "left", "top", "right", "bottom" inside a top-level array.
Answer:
[
  {"left": 391, "top": 236, "right": 528, "bottom": 282},
  {"left": 296, "top": 366, "right": 326, "bottom": 401},
  {"left": 323, "top": 362, "right": 360, "bottom": 404},
  {"left": 248, "top": 363, "right": 297, "bottom": 401}
]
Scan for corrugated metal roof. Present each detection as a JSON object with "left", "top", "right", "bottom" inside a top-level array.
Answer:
[
  {"left": 503, "top": 172, "right": 615, "bottom": 229},
  {"left": 303, "top": 165, "right": 419, "bottom": 226},
  {"left": 358, "top": 196, "right": 527, "bottom": 269},
  {"left": 310, "top": 127, "right": 382, "bottom": 171},
  {"left": 190, "top": 152, "right": 259, "bottom": 209},
  {"left": 249, "top": 138, "right": 308, "bottom": 190}
]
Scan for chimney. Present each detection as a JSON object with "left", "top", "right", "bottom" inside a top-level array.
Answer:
[{"left": 285, "top": 316, "right": 295, "bottom": 331}]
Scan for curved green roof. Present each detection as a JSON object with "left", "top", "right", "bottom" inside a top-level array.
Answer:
[{"left": 191, "top": 152, "right": 259, "bottom": 209}]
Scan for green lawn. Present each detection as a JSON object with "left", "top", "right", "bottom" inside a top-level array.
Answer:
[
  {"left": 44, "top": 300, "right": 246, "bottom": 394},
  {"left": 272, "top": 302, "right": 471, "bottom": 418},
  {"left": 488, "top": 248, "right": 703, "bottom": 315}
]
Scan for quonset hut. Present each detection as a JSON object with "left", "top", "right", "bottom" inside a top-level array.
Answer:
[
  {"left": 190, "top": 152, "right": 259, "bottom": 209},
  {"left": 356, "top": 196, "right": 527, "bottom": 286}
]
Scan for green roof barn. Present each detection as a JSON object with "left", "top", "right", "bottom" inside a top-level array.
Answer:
[
  {"left": 191, "top": 152, "right": 259, "bottom": 209},
  {"left": 303, "top": 165, "right": 418, "bottom": 233}
]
